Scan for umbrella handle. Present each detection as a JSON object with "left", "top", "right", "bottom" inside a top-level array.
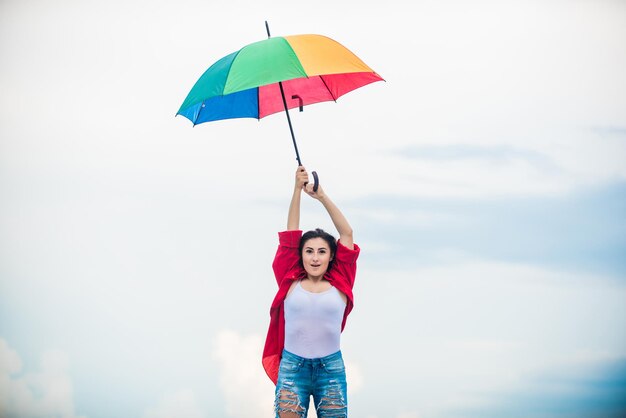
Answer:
[
  {"left": 303, "top": 170, "right": 320, "bottom": 192},
  {"left": 312, "top": 171, "right": 319, "bottom": 192}
]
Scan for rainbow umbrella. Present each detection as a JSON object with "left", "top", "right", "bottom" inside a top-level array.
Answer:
[{"left": 177, "top": 23, "right": 383, "bottom": 188}]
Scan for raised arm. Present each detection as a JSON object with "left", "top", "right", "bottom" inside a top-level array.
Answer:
[
  {"left": 287, "top": 166, "right": 309, "bottom": 230},
  {"left": 304, "top": 179, "right": 354, "bottom": 250}
]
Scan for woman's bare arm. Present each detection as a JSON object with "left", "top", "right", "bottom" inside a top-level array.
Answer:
[
  {"left": 287, "top": 166, "right": 309, "bottom": 231},
  {"left": 304, "top": 181, "right": 354, "bottom": 250}
]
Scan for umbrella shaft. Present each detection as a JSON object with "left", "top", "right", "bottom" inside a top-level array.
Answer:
[{"left": 278, "top": 81, "right": 303, "bottom": 166}]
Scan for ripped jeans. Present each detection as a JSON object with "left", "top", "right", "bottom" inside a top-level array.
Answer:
[{"left": 274, "top": 349, "right": 348, "bottom": 417}]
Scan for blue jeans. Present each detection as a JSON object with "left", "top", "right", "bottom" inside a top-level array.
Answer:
[{"left": 274, "top": 349, "right": 348, "bottom": 417}]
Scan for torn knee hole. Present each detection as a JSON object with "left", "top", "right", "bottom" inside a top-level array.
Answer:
[
  {"left": 278, "top": 389, "right": 303, "bottom": 406},
  {"left": 276, "top": 389, "right": 305, "bottom": 417},
  {"left": 317, "top": 389, "right": 347, "bottom": 414}
]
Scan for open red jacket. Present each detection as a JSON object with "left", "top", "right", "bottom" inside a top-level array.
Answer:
[{"left": 262, "top": 230, "right": 360, "bottom": 384}]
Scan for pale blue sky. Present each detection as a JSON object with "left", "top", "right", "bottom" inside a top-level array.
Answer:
[{"left": 1, "top": 0, "right": 625, "bottom": 417}]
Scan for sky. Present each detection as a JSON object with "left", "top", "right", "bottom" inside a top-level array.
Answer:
[{"left": 1, "top": 0, "right": 625, "bottom": 417}]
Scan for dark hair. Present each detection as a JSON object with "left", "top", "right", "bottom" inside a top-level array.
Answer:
[{"left": 298, "top": 228, "right": 337, "bottom": 271}]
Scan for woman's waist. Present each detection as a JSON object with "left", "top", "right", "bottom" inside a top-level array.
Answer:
[{"left": 282, "top": 348, "right": 343, "bottom": 364}]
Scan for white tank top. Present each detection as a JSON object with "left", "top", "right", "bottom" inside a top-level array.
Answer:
[{"left": 284, "top": 280, "right": 347, "bottom": 359}]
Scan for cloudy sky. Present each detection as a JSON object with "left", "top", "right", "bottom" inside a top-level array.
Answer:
[{"left": 1, "top": 0, "right": 625, "bottom": 417}]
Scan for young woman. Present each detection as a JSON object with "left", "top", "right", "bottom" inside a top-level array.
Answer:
[{"left": 262, "top": 166, "right": 360, "bottom": 417}]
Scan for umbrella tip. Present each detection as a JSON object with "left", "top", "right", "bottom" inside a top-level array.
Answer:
[{"left": 265, "top": 21, "right": 271, "bottom": 38}]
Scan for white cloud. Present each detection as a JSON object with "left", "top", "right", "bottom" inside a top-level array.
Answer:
[
  {"left": 142, "top": 389, "right": 205, "bottom": 418},
  {"left": 352, "top": 260, "right": 626, "bottom": 416},
  {"left": 0, "top": 338, "right": 85, "bottom": 418},
  {"left": 212, "top": 330, "right": 275, "bottom": 418},
  {"left": 345, "top": 359, "right": 364, "bottom": 396}
]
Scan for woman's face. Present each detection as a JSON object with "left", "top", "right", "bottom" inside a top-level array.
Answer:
[{"left": 301, "top": 237, "right": 333, "bottom": 279}]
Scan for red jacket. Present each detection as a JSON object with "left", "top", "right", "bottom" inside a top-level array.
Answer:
[{"left": 262, "top": 230, "right": 360, "bottom": 384}]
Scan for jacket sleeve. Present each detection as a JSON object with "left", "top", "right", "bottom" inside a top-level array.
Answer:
[
  {"left": 271, "top": 230, "right": 303, "bottom": 287},
  {"left": 331, "top": 240, "right": 360, "bottom": 289}
]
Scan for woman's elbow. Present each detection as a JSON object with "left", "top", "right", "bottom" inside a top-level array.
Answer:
[{"left": 340, "top": 229, "right": 353, "bottom": 242}]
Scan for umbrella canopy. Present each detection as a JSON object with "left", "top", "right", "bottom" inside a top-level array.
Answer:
[{"left": 176, "top": 34, "right": 383, "bottom": 125}]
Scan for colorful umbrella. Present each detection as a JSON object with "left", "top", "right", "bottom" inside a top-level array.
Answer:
[{"left": 177, "top": 23, "right": 383, "bottom": 188}]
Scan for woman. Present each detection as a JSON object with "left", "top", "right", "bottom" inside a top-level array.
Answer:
[{"left": 262, "top": 166, "right": 360, "bottom": 417}]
